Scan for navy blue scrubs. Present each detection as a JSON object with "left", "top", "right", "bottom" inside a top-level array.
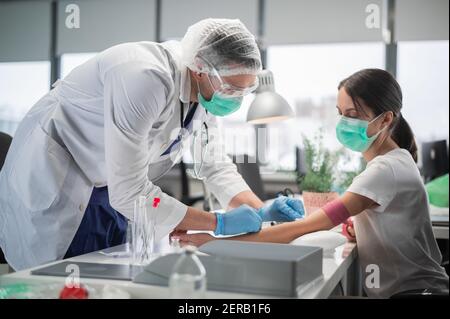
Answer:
[{"left": 64, "top": 186, "right": 128, "bottom": 258}]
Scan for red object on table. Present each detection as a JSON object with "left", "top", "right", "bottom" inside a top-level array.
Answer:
[{"left": 59, "top": 285, "right": 89, "bottom": 299}]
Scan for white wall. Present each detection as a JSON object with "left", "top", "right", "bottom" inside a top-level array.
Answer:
[
  {"left": 57, "top": 0, "right": 157, "bottom": 54},
  {"left": 0, "top": 1, "right": 51, "bottom": 62},
  {"left": 160, "top": 0, "right": 258, "bottom": 40},
  {"left": 0, "top": 0, "right": 449, "bottom": 60},
  {"left": 395, "top": 0, "right": 449, "bottom": 41},
  {"left": 265, "top": 0, "right": 384, "bottom": 45}
]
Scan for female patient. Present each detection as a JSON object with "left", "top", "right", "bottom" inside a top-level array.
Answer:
[{"left": 178, "top": 69, "right": 449, "bottom": 298}]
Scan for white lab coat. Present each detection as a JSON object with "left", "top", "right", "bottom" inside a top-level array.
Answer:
[{"left": 0, "top": 41, "right": 250, "bottom": 270}]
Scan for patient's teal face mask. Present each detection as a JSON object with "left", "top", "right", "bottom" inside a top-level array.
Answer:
[
  {"left": 336, "top": 113, "right": 386, "bottom": 152},
  {"left": 198, "top": 92, "right": 243, "bottom": 117}
]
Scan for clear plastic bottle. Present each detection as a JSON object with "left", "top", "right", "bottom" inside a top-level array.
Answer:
[
  {"left": 132, "top": 196, "right": 158, "bottom": 265},
  {"left": 168, "top": 246, "right": 206, "bottom": 299}
]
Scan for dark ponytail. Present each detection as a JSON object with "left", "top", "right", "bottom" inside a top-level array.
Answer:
[
  {"left": 339, "top": 68, "right": 418, "bottom": 162},
  {"left": 391, "top": 113, "right": 418, "bottom": 162}
]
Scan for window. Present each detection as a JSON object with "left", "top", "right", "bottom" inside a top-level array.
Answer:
[
  {"left": 216, "top": 94, "right": 257, "bottom": 158},
  {"left": 0, "top": 61, "right": 50, "bottom": 135},
  {"left": 266, "top": 42, "right": 385, "bottom": 171},
  {"left": 397, "top": 41, "right": 449, "bottom": 143},
  {"left": 60, "top": 52, "right": 97, "bottom": 79}
]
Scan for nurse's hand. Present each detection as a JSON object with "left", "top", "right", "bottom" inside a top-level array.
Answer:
[
  {"left": 214, "top": 205, "right": 262, "bottom": 236},
  {"left": 257, "top": 196, "right": 305, "bottom": 222},
  {"left": 178, "top": 233, "right": 215, "bottom": 248}
]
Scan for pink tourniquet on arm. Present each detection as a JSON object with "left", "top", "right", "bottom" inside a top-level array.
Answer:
[{"left": 322, "top": 199, "right": 350, "bottom": 226}]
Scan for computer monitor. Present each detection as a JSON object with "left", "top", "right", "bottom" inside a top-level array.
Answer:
[{"left": 421, "top": 140, "right": 449, "bottom": 183}]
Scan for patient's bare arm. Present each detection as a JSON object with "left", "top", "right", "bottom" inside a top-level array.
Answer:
[
  {"left": 226, "top": 209, "right": 335, "bottom": 243},
  {"left": 217, "top": 191, "right": 375, "bottom": 243},
  {"left": 178, "top": 209, "right": 334, "bottom": 246},
  {"left": 178, "top": 192, "right": 375, "bottom": 247}
]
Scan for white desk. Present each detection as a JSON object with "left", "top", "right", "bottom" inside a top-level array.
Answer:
[
  {"left": 430, "top": 206, "right": 449, "bottom": 240},
  {"left": 433, "top": 225, "right": 449, "bottom": 240},
  {"left": 0, "top": 233, "right": 358, "bottom": 299}
]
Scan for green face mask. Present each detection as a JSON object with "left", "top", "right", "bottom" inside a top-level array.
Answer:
[
  {"left": 198, "top": 92, "right": 243, "bottom": 117},
  {"left": 336, "top": 114, "right": 386, "bottom": 152}
]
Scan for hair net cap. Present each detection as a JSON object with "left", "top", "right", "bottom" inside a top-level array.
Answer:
[{"left": 181, "top": 18, "right": 262, "bottom": 77}]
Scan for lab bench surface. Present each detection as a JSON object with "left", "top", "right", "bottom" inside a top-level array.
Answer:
[
  {"left": 0, "top": 234, "right": 358, "bottom": 299},
  {"left": 430, "top": 206, "right": 449, "bottom": 240}
]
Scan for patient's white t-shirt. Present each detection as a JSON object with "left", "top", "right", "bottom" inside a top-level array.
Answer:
[{"left": 347, "top": 148, "right": 449, "bottom": 298}]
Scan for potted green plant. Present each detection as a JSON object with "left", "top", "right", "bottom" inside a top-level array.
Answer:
[{"left": 297, "top": 132, "right": 339, "bottom": 216}]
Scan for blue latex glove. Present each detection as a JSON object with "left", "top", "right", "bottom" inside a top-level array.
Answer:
[
  {"left": 257, "top": 196, "right": 305, "bottom": 222},
  {"left": 214, "top": 204, "right": 262, "bottom": 236}
]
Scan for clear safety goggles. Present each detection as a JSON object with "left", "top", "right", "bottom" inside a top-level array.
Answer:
[{"left": 201, "top": 60, "right": 259, "bottom": 98}]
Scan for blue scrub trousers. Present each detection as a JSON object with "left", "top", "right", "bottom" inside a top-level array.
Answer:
[{"left": 64, "top": 186, "right": 128, "bottom": 259}]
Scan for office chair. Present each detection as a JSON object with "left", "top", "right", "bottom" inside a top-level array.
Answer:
[
  {"left": 152, "top": 161, "right": 205, "bottom": 208},
  {"left": 0, "top": 131, "right": 12, "bottom": 265},
  {"left": 0, "top": 131, "right": 12, "bottom": 171},
  {"left": 421, "top": 140, "right": 449, "bottom": 183},
  {"left": 231, "top": 154, "right": 268, "bottom": 201}
]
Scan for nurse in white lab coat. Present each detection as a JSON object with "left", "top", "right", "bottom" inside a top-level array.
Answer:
[{"left": 0, "top": 19, "right": 303, "bottom": 270}]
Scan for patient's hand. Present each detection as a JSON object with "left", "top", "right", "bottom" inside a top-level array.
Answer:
[
  {"left": 169, "top": 229, "right": 187, "bottom": 244},
  {"left": 342, "top": 218, "right": 356, "bottom": 242},
  {"left": 177, "top": 233, "right": 215, "bottom": 247}
]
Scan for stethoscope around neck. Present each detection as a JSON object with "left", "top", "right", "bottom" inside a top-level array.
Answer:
[
  {"left": 179, "top": 101, "right": 209, "bottom": 180},
  {"left": 180, "top": 101, "right": 214, "bottom": 211}
]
